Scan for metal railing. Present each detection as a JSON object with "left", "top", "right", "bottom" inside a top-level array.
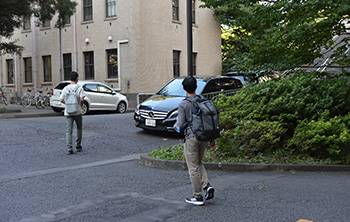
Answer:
[{"left": 136, "top": 93, "right": 155, "bottom": 106}]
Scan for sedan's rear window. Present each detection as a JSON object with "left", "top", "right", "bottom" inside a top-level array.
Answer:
[{"left": 55, "top": 82, "right": 70, "bottom": 90}]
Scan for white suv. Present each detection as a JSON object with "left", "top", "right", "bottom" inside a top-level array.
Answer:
[{"left": 50, "top": 81, "right": 128, "bottom": 114}]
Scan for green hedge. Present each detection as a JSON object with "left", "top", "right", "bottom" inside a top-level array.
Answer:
[{"left": 214, "top": 71, "right": 350, "bottom": 164}]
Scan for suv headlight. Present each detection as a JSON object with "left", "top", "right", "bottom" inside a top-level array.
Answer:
[
  {"left": 168, "top": 110, "right": 178, "bottom": 119},
  {"left": 135, "top": 105, "right": 140, "bottom": 115}
]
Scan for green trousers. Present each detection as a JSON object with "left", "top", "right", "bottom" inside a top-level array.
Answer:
[{"left": 66, "top": 115, "right": 83, "bottom": 150}]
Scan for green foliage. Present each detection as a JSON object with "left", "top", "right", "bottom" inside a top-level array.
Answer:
[
  {"left": 221, "top": 27, "right": 250, "bottom": 74},
  {"left": 201, "top": 0, "right": 350, "bottom": 71},
  {"left": 0, "top": 0, "right": 34, "bottom": 54},
  {"left": 288, "top": 116, "right": 350, "bottom": 161},
  {"left": 214, "top": 71, "right": 350, "bottom": 163},
  {"left": 149, "top": 144, "right": 185, "bottom": 161},
  {"left": 0, "top": 0, "right": 76, "bottom": 54},
  {"left": 150, "top": 71, "right": 350, "bottom": 165},
  {"left": 35, "top": 0, "right": 77, "bottom": 29},
  {"left": 218, "top": 120, "right": 287, "bottom": 157}
]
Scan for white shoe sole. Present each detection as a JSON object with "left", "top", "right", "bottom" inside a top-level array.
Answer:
[{"left": 185, "top": 199, "right": 204, "bottom": 206}]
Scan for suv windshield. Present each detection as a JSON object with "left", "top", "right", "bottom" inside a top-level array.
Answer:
[{"left": 157, "top": 78, "right": 207, "bottom": 96}]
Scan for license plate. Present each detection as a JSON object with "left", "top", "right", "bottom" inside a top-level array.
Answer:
[{"left": 145, "top": 119, "right": 156, "bottom": 127}]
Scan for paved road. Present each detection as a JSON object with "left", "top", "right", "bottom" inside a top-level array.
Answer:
[{"left": 0, "top": 113, "right": 349, "bottom": 221}]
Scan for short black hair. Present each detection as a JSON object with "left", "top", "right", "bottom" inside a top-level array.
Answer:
[
  {"left": 70, "top": 71, "right": 79, "bottom": 81},
  {"left": 182, "top": 76, "right": 197, "bottom": 93}
]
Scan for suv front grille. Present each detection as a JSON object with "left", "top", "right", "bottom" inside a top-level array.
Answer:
[{"left": 139, "top": 109, "right": 168, "bottom": 120}]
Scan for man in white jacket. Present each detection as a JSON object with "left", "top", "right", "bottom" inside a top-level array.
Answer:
[{"left": 60, "top": 71, "right": 86, "bottom": 155}]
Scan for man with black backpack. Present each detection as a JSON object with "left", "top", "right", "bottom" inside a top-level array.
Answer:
[
  {"left": 174, "top": 76, "right": 217, "bottom": 206},
  {"left": 60, "top": 71, "right": 86, "bottom": 155}
]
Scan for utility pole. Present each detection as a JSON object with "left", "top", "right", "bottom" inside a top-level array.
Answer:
[{"left": 187, "top": 0, "right": 193, "bottom": 76}]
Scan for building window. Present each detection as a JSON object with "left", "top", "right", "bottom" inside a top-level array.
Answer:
[
  {"left": 23, "top": 17, "right": 31, "bottom": 31},
  {"left": 192, "top": 0, "right": 196, "bottom": 24},
  {"left": 173, "top": 50, "right": 180, "bottom": 78},
  {"left": 65, "top": 15, "right": 71, "bottom": 25},
  {"left": 63, "top": 53, "right": 72, "bottom": 80},
  {"left": 107, "top": 49, "right": 118, "bottom": 78},
  {"left": 42, "top": 20, "right": 50, "bottom": 28},
  {"left": 192, "top": 53, "right": 197, "bottom": 76},
  {"left": 106, "top": 0, "right": 116, "bottom": 17},
  {"left": 84, "top": 51, "right": 94, "bottom": 79},
  {"left": 83, "top": 0, "right": 93, "bottom": 21},
  {"left": 43, "top": 56, "right": 52, "bottom": 82},
  {"left": 24, "top": 57, "right": 32, "bottom": 83},
  {"left": 172, "top": 0, "right": 179, "bottom": 21},
  {"left": 6, "top": 60, "right": 14, "bottom": 84}
]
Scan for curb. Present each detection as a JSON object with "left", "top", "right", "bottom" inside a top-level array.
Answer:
[
  {"left": 0, "top": 109, "right": 21, "bottom": 114},
  {"left": 140, "top": 153, "right": 350, "bottom": 172},
  {"left": 0, "top": 107, "right": 134, "bottom": 119}
]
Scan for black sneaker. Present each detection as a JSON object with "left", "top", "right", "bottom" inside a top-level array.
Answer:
[
  {"left": 185, "top": 196, "right": 204, "bottom": 206},
  {"left": 76, "top": 146, "right": 82, "bottom": 152},
  {"left": 67, "top": 150, "right": 74, "bottom": 155},
  {"left": 204, "top": 184, "right": 215, "bottom": 201}
]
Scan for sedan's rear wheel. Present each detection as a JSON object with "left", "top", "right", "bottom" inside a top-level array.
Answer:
[
  {"left": 116, "top": 101, "right": 126, "bottom": 113},
  {"left": 81, "top": 101, "right": 89, "bottom": 115}
]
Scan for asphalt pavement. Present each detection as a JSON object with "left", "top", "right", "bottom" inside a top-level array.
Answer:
[{"left": 1, "top": 104, "right": 349, "bottom": 222}]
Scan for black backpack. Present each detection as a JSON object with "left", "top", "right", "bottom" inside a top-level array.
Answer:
[{"left": 185, "top": 95, "right": 221, "bottom": 142}]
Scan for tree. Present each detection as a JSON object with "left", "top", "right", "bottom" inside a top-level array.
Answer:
[
  {"left": 0, "top": 0, "right": 34, "bottom": 54},
  {"left": 201, "top": 0, "right": 350, "bottom": 72},
  {"left": 221, "top": 26, "right": 249, "bottom": 74},
  {"left": 0, "top": 0, "right": 76, "bottom": 55}
]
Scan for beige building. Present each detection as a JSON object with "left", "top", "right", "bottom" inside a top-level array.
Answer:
[{"left": 0, "top": 0, "right": 221, "bottom": 106}]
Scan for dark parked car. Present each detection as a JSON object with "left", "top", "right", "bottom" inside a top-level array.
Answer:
[{"left": 134, "top": 76, "right": 243, "bottom": 132}]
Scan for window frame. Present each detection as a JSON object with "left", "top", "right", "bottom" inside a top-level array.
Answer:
[
  {"left": 192, "top": 52, "right": 197, "bottom": 76},
  {"left": 106, "top": 0, "right": 117, "bottom": 18},
  {"left": 6, "top": 59, "right": 14, "bottom": 84},
  {"left": 172, "top": 0, "right": 179, "bottom": 21},
  {"left": 84, "top": 51, "right": 95, "bottom": 80},
  {"left": 83, "top": 0, "right": 93, "bottom": 21},
  {"left": 43, "top": 55, "right": 52, "bottom": 82},
  {"left": 63, "top": 53, "right": 72, "bottom": 81},
  {"left": 23, "top": 17, "right": 31, "bottom": 31},
  {"left": 42, "top": 20, "right": 50, "bottom": 28},
  {"left": 192, "top": 0, "right": 196, "bottom": 24},
  {"left": 24, "top": 57, "right": 33, "bottom": 83},
  {"left": 106, "top": 49, "right": 118, "bottom": 79},
  {"left": 173, "top": 50, "right": 181, "bottom": 78}
]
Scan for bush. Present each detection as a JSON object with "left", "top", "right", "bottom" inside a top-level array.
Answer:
[
  {"left": 214, "top": 71, "right": 350, "bottom": 163},
  {"left": 218, "top": 120, "right": 287, "bottom": 157},
  {"left": 288, "top": 116, "right": 350, "bottom": 161}
]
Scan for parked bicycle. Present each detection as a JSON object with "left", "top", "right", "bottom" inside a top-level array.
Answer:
[
  {"left": 0, "top": 86, "right": 8, "bottom": 105},
  {"left": 42, "top": 88, "right": 52, "bottom": 108},
  {"left": 20, "top": 88, "right": 47, "bottom": 109}
]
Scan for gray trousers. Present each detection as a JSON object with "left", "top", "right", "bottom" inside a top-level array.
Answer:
[
  {"left": 66, "top": 115, "right": 82, "bottom": 150},
  {"left": 184, "top": 136, "right": 209, "bottom": 199}
]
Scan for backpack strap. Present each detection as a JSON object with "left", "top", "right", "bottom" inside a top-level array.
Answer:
[
  {"left": 182, "top": 95, "right": 201, "bottom": 134},
  {"left": 73, "top": 85, "right": 80, "bottom": 92}
]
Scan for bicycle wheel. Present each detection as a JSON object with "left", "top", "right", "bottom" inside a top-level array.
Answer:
[
  {"left": 42, "top": 96, "right": 50, "bottom": 108},
  {"left": 2, "top": 96, "right": 8, "bottom": 105},
  {"left": 35, "top": 95, "right": 44, "bottom": 109},
  {"left": 21, "top": 93, "right": 32, "bottom": 108}
]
